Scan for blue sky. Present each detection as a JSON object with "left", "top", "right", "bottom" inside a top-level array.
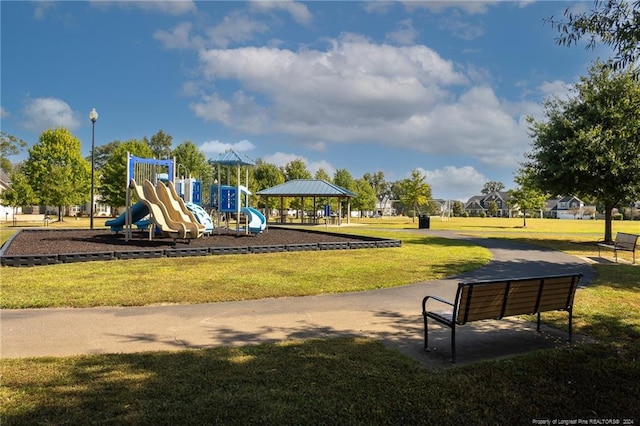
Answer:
[{"left": 1, "top": 1, "right": 604, "bottom": 201}]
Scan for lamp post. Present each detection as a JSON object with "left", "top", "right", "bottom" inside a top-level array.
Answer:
[{"left": 89, "top": 108, "right": 98, "bottom": 229}]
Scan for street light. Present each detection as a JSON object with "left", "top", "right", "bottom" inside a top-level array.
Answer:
[{"left": 89, "top": 108, "right": 98, "bottom": 229}]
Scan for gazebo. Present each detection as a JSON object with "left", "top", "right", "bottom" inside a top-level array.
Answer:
[{"left": 256, "top": 179, "right": 356, "bottom": 225}]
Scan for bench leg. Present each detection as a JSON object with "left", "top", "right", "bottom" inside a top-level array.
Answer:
[
  {"left": 451, "top": 324, "right": 456, "bottom": 363},
  {"left": 568, "top": 309, "right": 573, "bottom": 343},
  {"left": 537, "top": 312, "right": 541, "bottom": 333},
  {"left": 423, "top": 316, "right": 430, "bottom": 352}
]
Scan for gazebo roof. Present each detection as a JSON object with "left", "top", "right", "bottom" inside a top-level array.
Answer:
[
  {"left": 256, "top": 179, "right": 356, "bottom": 197},
  {"left": 210, "top": 149, "right": 256, "bottom": 166}
]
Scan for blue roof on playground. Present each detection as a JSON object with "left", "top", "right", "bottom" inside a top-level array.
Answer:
[
  {"left": 256, "top": 179, "right": 356, "bottom": 197},
  {"left": 210, "top": 149, "right": 256, "bottom": 166}
]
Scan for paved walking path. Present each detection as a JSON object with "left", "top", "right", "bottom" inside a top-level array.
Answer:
[{"left": 0, "top": 230, "right": 595, "bottom": 368}]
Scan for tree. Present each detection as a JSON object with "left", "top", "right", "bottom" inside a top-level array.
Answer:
[
  {"left": 22, "top": 128, "right": 90, "bottom": 220},
  {"left": 481, "top": 181, "right": 505, "bottom": 195},
  {"left": 524, "top": 62, "right": 640, "bottom": 241},
  {"left": 92, "top": 141, "right": 121, "bottom": 171},
  {"left": 452, "top": 200, "right": 465, "bottom": 217},
  {"left": 252, "top": 161, "right": 285, "bottom": 210},
  {"left": 1, "top": 168, "right": 37, "bottom": 218},
  {"left": 314, "top": 168, "right": 332, "bottom": 182},
  {"left": 99, "top": 140, "right": 154, "bottom": 213},
  {"left": 363, "top": 171, "right": 390, "bottom": 204},
  {"left": 550, "top": 0, "right": 640, "bottom": 73},
  {"left": 509, "top": 171, "right": 548, "bottom": 227},
  {"left": 333, "top": 169, "right": 354, "bottom": 192},
  {"left": 399, "top": 169, "right": 432, "bottom": 222},
  {"left": 282, "top": 159, "right": 311, "bottom": 181},
  {"left": 173, "top": 140, "right": 211, "bottom": 180},
  {"left": 147, "top": 130, "right": 173, "bottom": 159},
  {"left": 487, "top": 201, "right": 499, "bottom": 217},
  {"left": 1, "top": 132, "right": 28, "bottom": 173},
  {"left": 351, "top": 179, "right": 377, "bottom": 217}
]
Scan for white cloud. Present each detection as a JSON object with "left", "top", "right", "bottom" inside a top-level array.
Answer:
[
  {"left": 0, "top": 107, "right": 8, "bottom": 119},
  {"left": 249, "top": 1, "right": 313, "bottom": 25},
  {"left": 199, "top": 139, "right": 256, "bottom": 155},
  {"left": 33, "top": 1, "right": 55, "bottom": 20},
  {"left": 154, "top": 22, "right": 204, "bottom": 50},
  {"left": 403, "top": 1, "right": 498, "bottom": 15},
  {"left": 22, "top": 98, "right": 80, "bottom": 132},
  {"left": 386, "top": 19, "right": 419, "bottom": 45},
  {"left": 206, "top": 12, "right": 270, "bottom": 48},
  {"left": 91, "top": 0, "right": 196, "bottom": 16},
  {"left": 422, "top": 165, "right": 487, "bottom": 201},
  {"left": 261, "top": 152, "right": 335, "bottom": 176},
  {"left": 439, "top": 16, "right": 485, "bottom": 40},
  {"left": 538, "top": 79, "right": 572, "bottom": 99},
  {"left": 190, "top": 35, "right": 536, "bottom": 169},
  {"left": 362, "top": 1, "right": 395, "bottom": 15}
]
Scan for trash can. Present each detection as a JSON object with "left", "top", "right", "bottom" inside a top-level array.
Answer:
[{"left": 418, "top": 214, "right": 430, "bottom": 229}]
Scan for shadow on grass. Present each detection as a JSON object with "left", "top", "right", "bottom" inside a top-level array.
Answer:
[{"left": 3, "top": 333, "right": 639, "bottom": 424}]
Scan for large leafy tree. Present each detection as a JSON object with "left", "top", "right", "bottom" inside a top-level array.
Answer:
[
  {"left": 1, "top": 132, "right": 28, "bottom": 173},
  {"left": 314, "top": 168, "right": 332, "bottom": 182},
  {"left": 1, "top": 168, "right": 37, "bottom": 217},
  {"left": 252, "top": 161, "right": 284, "bottom": 210},
  {"left": 146, "top": 130, "right": 173, "bottom": 159},
  {"left": 351, "top": 178, "right": 377, "bottom": 217},
  {"left": 551, "top": 0, "right": 640, "bottom": 73},
  {"left": 282, "top": 159, "right": 311, "bottom": 181},
  {"left": 363, "top": 171, "right": 390, "bottom": 205},
  {"left": 92, "top": 141, "right": 121, "bottom": 171},
  {"left": 173, "top": 140, "right": 211, "bottom": 180},
  {"left": 99, "top": 140, "right": 154, "bottom": 213},
  {"left": 399, "top": 169, "right": 432, "bottom": 222},
  {"left": 333, "top": 169, "right": 354, "bottom": 192},
  {"left": 524, "top": 62, "right": 640, "bottom": 241},
  {"left": 481, "top": 181, "right": 505, "bottom": 194},
  {"left": 23, "top": 128, "right": 90, "bottom": 220}
]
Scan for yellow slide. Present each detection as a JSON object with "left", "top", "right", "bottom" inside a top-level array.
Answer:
[
  {"left": 167, "top": 181, "right": 206, "bottom": 234},
  {"left": 129, "top": 179, "right": 188, "bottom": 240},
  {"left": 155, "top": 182, "right": 204, "bottom": 239}
]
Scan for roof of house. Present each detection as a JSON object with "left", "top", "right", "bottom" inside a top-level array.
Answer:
[{"left": 256, "top": 179, "right": 356, "bottom": 197}]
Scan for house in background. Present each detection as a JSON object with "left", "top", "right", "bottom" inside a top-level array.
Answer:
[
  {"left": 464, "top": 192, "right": 511, "bottom": 217},
  {"left": 545, "top": 196, "right": 594, "bottom": 219}
]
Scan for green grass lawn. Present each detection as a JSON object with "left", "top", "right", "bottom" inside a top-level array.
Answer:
[{"left": 1, "top": 217, "right": 639, "bottom": 424}]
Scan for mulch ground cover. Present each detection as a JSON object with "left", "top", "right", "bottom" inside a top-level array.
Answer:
[{"left": 2, "top": 227, "right": 367, "bottom": 256}]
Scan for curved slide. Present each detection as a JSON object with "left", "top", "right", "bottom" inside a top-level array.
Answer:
[
  {"left": 105, "top": 201, "right": 150, "bottom": 232},
  {"left": 167, "top": 182, "right": 208, "bottom": 235},
  {"left": 185, "top": 202, "right": 214, "bottom": 234},
  {"left": 129, "top": 179, "right": 189, "bottom": 240},
  {"left": 155, "top": 182, "right": 203, "bottom": 239},
  {"left": 241, "top": 207, "right": 267, "bottom": 234}
]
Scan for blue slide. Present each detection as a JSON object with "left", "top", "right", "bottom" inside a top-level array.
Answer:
[
  {"left": 185, "top": 202, "right": 214, "bottom": 234},
  {"left": 105, "top": 201, "right": 150, "bottom": 232},
  {"left": 241, "top": 207, "right": 267, "bottom": 234}
]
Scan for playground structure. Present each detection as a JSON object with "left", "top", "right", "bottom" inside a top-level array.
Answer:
[
  {"left": 210, "top": 150, "right": 266, "bottom": 235},
  {"left": 106, "top": 154, "right": 214, "bottom": 242}
]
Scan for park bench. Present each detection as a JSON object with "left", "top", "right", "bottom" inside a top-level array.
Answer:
[
  {"left": 597, "top": 232, "right": 638, "bottom": 264},
  {"left": 421, "top": 273, "right": 582, "bottom": 363}
]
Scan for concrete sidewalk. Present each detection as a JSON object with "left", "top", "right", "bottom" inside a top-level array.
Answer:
[{"left": 0, "top": 231, "right": 595, "bottom": 368}]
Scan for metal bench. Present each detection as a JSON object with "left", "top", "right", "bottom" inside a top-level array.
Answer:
[
  {"left": 597, "top": 232, "right": 638, "bottom": 264},
  {"left": 421, "top": 273, "right": 582, "bottom": 363}
]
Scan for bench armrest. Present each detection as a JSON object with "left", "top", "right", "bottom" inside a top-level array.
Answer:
[{"left": 422, "top": 295, "right": 454, "bottom": 313}]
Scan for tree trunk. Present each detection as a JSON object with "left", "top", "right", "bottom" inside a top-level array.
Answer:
[
  {"left": 58, "top": 206, "right": 63, "bottom": 222},
  {"left": 604, "top": 203, "right": 614, "bottom": 242},
  {"left": 523, "top": 210, "right": 527, "bottom": 228}
]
